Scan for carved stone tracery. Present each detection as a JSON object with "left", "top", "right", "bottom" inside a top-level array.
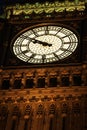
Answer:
[{"left": 0, "top": 64, "right": 86, "bottom": 90}]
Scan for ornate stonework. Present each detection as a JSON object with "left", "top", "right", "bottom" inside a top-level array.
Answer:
[
  {"left": 5, "top": 1, "right": 86, "bottom": 18},
  {"left": 0, "top": 1, "right": 87, "bottom": 130},
  {"left": 0, "top": 64, "right": 87, "bottom": 89}
]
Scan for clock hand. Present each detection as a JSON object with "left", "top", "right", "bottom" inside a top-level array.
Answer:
[
  {"left": 21, "top": 35, "right": 52, "bottom": 47},
  {"left": 31, "top": 38, "right": 52, "bottom": 47},
  {"left": 41, "top": 41, "right": 52, "bottom": 47}
]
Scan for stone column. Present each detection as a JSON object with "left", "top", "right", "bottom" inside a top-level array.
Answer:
[
  {"left": 5, "top": 115, "right": 19, "bottom": 130},
  {"left": 5, "top": 112, "right": 13, "bottom": 130},
  {"left": 18, "top": 116, "right": 25, "bottom": 130},
  {"left": 21, "top": 72, "right": 26, "bottom": 89},
  {"left": 35, "top": 116, "right": 45, "bottom": 130},
  {"left": 57, "top": 75, "right": 61, "bottom": 87},
  {"left": 10, "top": 73, "right": 15, "bottom": 89},
  {"left": 69, "top": 74, "right": 73, "bottom": 87},
  {"left": 43, "top": 115, "right": 50, "bottom": 130}
]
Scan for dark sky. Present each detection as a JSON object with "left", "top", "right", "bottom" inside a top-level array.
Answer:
[{"left": 0, "top": 0, "right": 53, "bottom": 5}]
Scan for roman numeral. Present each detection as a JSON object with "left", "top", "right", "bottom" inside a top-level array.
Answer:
[
  {"left": 15, "top": 44, "right": 27, "bottom": 47},
  {"left": 53, "top": 53, "right": 60, "bottom": 60},
  {"left": 42, "top": 55, "right": 46, "bottom": 63},
  {"left": 64, "top": 42, "right": 77, "bottom": 44},
  {"left": 62, "top": 33, "right": 73, "bottom": 38},
  {"left": 54, "top": 27, "right": 63, "bottom": 36},
  {"left": 17, "top": 50, "right": 29, "bottom": 55},
  {"left": 60, "top": 48, "right": 72, "bottom": 52},
  {"left": 27, "top": 54, "right": 36, "bottom": 62},
  {"left": 20, "top": 35, "right": 32, "bottom": 41},
  {"left": 32, "top": 30, "right": 39, "bottom": 37},
  {"left": 45, "top": 26, "right": 49, "bottom": 35},
  {"left": 63, "top": 42, "right": 70, "bottom": 44}
]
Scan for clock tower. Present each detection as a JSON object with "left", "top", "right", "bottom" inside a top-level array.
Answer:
[{"left": 0, "top": 0, "right": 87, "bottom": 130}]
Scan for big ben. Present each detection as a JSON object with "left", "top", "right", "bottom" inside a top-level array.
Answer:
[{"left": 0, "top": 0, "right": 87, "bottom": 130}]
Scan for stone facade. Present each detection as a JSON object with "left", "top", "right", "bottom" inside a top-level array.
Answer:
[{"left": 0, "top": 0, "right": 87, "bottom": 130}]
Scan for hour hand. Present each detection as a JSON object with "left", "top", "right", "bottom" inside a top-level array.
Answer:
[
  {"left": 32, "top": 39, "right": 52, "bottom": 47},
  {"left": 41, "top": 41, "right": 52, "bottom": 47}
]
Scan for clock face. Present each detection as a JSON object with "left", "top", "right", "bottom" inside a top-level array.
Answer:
[{"left": 12, "top": 24, "right": 78, "bottom": 64}]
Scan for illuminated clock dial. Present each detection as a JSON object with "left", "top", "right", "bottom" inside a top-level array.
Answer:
[{"left": 12, "top": 24, "right": 78, "bottom": 64}]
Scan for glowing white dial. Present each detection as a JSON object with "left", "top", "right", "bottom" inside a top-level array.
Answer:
[{"left": 13, "top": 24, "right": 78, "bottom": 64}]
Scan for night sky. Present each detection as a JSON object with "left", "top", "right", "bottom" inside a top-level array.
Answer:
[{"left": 0, "top": 0, "right": 52, "bottom": 5}]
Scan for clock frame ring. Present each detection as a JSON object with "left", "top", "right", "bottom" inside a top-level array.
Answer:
[{"left": 11, "top": 23, "right": 79, "bottom": 64}]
